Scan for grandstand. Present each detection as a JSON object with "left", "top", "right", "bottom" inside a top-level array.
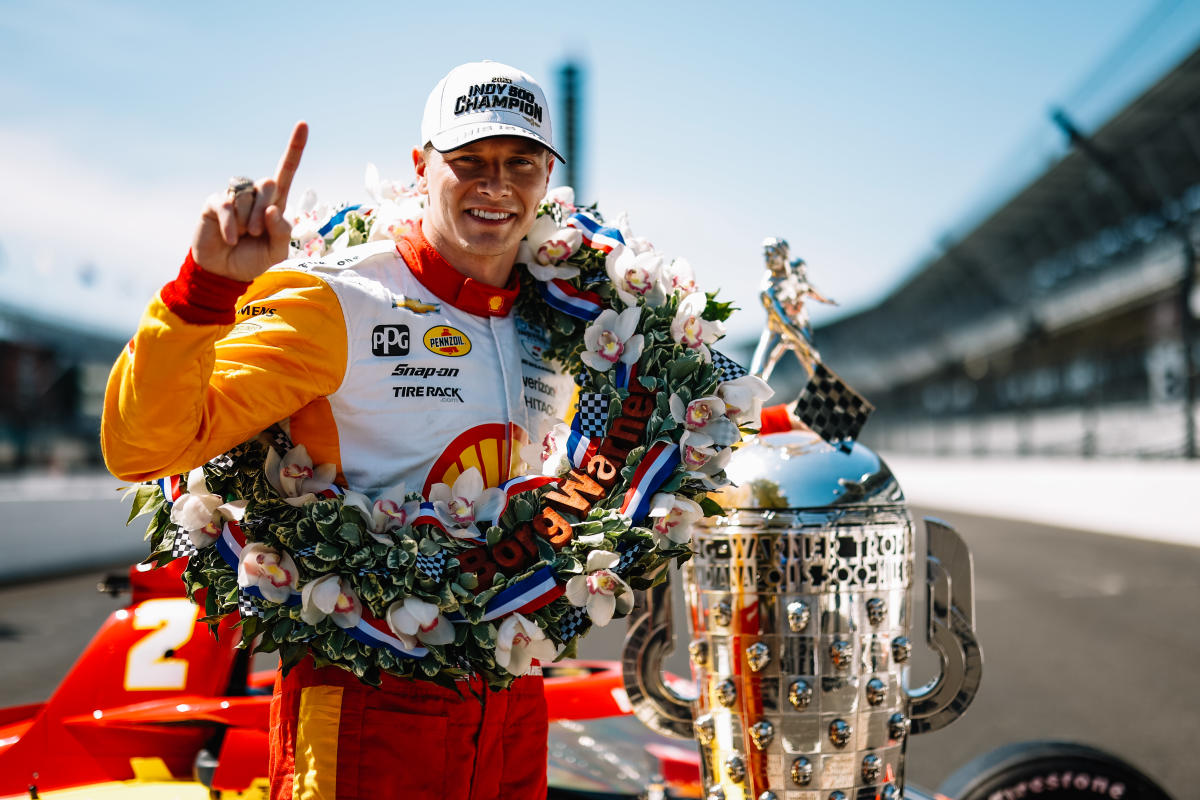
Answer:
[{"left": 816, "top": 8, "right": 1200, "bottom": 459}]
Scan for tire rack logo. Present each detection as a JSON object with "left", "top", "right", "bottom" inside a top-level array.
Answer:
[
  {"left": 424, "top": 325, "right": 472, "bottom": 357},
  {"left": 391, "top": 364, "right": 463, "bottom": 402},
  {"left": 372, "top": 325, "right": 410, "bottom": 357}
]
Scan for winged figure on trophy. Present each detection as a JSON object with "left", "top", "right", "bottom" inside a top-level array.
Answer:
[{"left": 622, "top": 238, "right": 984, "bottom": 800}]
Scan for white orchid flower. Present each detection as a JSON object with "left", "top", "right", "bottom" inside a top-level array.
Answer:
[
  {"left": 386, "top": 596, "right": 456, "bottom": 647},
  {"left": 343, "top": 483, "right": 420, "bottom": 544},
  {"left": 286, "top": 189, "right": 333, "bottom": 257},
  {"left": 648, "top": 493, "right": 704, "bottom": 548},
  {"left": 670, "top": 292, "right": 725, "bottom": 363},
  {"left": 679, "top": 430, "right": 732, "bottom": 489},
  {"left": 517, "top": 215, "right": 583, "bottom": 281},
  {"left": 367, "top": 195, "right": 425, "bottom": 245},
  {"left": 300, "top": 574, "right": 362, "bottom": 628},
  {"left": 544, "top": 185, "right": 576, "bottom": 213},
  {"left": 364, "top": 162, "right": 412, "bottom": 204},
  {"left": 718, "top": 375, "right": 776, "bottom": 427},
  {"left": 429, "top": 467, "right": 506, "bottom": 540},
  {"left": 495, "top": 613, "right": 558, "bottom": 676},
  {"left": 581, "top": 308, "right": 644, "bottom": 373},
  {"left": 668, "top": 394, "right": 740, "bottom": 447},
  {"left": 237, "top": 543, "right": 299, "bottom": 604},
  {"left": 564, "top": 550, "right": 634, "bottom": 627},
  {"left": 264, "top": 445, "right": 338, "bottom": 507},
  {"left": 520, "top": 421, "right": 573, "bottom": 478},
  {"left": 169, "top": 468, "right": 246, "bottom": 548},
  {"left": 664, "top": 258, "right": 698, "bottom": 295},
  {"left": 605, "top": 245, "right": 666, "bottom": 307},
  {"left": 613, "top": 212, "right": 655, "bottom": 255}
]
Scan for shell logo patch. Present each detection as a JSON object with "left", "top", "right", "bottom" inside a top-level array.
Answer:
[{"left": 423, "top": 325, "right": 472, "bottom": 357}]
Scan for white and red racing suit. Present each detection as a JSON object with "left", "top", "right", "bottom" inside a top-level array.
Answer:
[{"left": 102, "top": 222, "right": 574, "bottom": 800}]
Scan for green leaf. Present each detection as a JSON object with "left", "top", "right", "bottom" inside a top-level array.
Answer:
[
  {"left": 699, "top": 496, "right": 726, "bottom": 517},
  {"left": 336, "top": 523, "right": 362, "bottom": 545},
  {"left": 127, "top": 484, "right": 165, "bottom": 524},
  {"left": 315, "top": 542, "right": 342, "bottom": 561},
  {"left": 472, "top": 624, "right": 497, "bottom": 648},
  {"left": 667, "top": 355, "right": 700, "bottom": 382}
]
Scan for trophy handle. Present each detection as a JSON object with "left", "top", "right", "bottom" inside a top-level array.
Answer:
[
  {"left": 621, "top": 570, "right": 695, "bottom": 739},
  {"left": 907, "top": 517, "right": 984, "bottom": 734}
]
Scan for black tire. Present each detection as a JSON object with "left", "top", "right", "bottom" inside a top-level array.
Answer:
[{"left": 938, "top": 740, "right": 1172, "bottom": 800}]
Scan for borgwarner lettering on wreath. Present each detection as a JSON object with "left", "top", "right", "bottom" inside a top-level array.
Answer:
[{"left": 129, "top": 174, "right": 774, "bottom": 690}]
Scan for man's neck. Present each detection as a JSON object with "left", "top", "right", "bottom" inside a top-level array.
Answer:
[{"left": 423, "top": 226, "right": 517, "bottom": 288}]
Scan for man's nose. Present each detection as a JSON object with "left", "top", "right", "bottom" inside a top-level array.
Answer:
[{"left": 475, "top": 161, "right": 511, "bottom": 196}]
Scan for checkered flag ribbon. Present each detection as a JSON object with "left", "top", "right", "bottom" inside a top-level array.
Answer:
[
  {"left": 710, "top": 349, "right": 748, "bottom": 382},
  {"left": 237, "top": 590, "right": 265, "bottom": 618},
  {"left": 169, "top": 526, "right": 198, "bottom": 560},
  {"left": 556, "top": 605, "right": 591, "bottom": 640},
  {"left": 207, "top": 452, "right": 236, "bottom": 471},
  {"left": 574, "top": 392, "right": 609, "bottom": 439},
  {"left": 292, "top": 544, "right": 319, "bottom": 558},
  {"left": 267, "top": 425, "right": 294, "bottom": 452},
  {"left": 613, "top": 543, "right": 645, "bottom": 577},
  {"left": 794, "top": 362, "right": 874, "bottom": 446},
  {"left": 415, "top": 550, "right": 448, "bottom": 582}
]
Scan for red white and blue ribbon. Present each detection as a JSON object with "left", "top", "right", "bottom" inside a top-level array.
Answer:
[
  {"left": 500, "top": 474, "right": 557, "bottom": 499},
  {"left": 155, "top": 475, "right": 184, "bottom": 503},
  {"left": 481, "top": 566, "right": 564, "bottom": 620},
  {"left": 613, "top": 362, "right": 637, "bottom": 390},
  {"left": 540, "top": 278, "right": 604, "bottom": 321},
  {"left": 619, "top": 441, "right": 680, "bottom": 522},
  {"left": 412, "top": 501, "right": 448, "bottom": 533},
  {"left": 317, "top": 203, "right": 363, "bottom": 236},
  {"left": 567, "top": 212, "right": 626, "bottom": 253},
  {"left": 347, "top": 611, "right": 428, "bottom": 659},
  {"left": 566, "top": 430, "right": 597, "bottom": 469},
  {"left": 215, "top": 519, "right": 249, "bottom": 569}
]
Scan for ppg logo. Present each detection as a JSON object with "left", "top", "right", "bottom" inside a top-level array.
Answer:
[{"left": 371, "top": 325, "right": 410, "bottom": 356}]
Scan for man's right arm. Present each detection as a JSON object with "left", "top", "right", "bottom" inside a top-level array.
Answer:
[{"left": 101, "top": 255, "right": 347, "bottom": 482}]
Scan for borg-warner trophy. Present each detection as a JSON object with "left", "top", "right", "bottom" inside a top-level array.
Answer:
[{"left": 622, "top": 240, "right": 983, "bottom": 800}]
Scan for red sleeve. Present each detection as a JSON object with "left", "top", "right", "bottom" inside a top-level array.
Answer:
[{"left": 159, "top": 251, "right": 252, "bottom": 325}]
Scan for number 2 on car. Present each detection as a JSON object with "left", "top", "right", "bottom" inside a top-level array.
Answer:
[{"left": 123, "top": 598, "right": 197, "bottom": 691}]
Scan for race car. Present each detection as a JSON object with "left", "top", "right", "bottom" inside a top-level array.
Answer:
[{"left": 0, "top": 560, "right": 1173, "bottom": 799}]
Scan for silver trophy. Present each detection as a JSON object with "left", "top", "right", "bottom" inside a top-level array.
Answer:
[{"left": 623, "top": 239, "right": 982, "bottom": 800}]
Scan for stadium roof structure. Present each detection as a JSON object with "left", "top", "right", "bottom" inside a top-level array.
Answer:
[
  {"left": 0, "top": 298, "right": 125, "bottom": 363},
  {"left": 817, "top": 37, "right": 1200, "bottom": 396}
]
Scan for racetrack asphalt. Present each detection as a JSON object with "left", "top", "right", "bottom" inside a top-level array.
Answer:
[{"left": 0, "top": 456, "right": 1196, "bottom": 798}]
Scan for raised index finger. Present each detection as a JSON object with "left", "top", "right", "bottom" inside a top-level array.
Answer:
[{"left": 273, "top": 121, "right": 309, "bottom": 209}]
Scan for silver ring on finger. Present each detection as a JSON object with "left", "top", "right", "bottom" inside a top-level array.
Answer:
[{"left": 227, "top": 175, "right": 255, "bottom": 199}]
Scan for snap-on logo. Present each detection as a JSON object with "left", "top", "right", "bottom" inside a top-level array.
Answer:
[
  {"left": 423, "top": 325, "right": 472, "bottom": 357},
  {"left": 372, "top": 325, "right": 410, "bottom": 357}
]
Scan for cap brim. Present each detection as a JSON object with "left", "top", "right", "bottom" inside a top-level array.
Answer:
[{"left": 430, "top": 122, "right": 566, "bottom": 164}]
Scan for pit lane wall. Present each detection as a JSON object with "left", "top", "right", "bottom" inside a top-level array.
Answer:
[
  {"left": 4, "top": 455, "right": 1197, "bottom": 585},
  {"left": 0, "top": 471, "right": 145, "bottom": 583}
]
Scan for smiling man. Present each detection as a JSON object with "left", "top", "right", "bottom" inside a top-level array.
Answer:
[{"left": 102, "top": 61, "right": 574, "bottom": 800}]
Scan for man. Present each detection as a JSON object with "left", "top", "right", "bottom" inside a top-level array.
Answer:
[{"left": 103, "top": 61, "right": 574, "bottom": 800}]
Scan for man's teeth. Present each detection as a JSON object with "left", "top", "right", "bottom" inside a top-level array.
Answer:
[{"left": 468, "top": 209, "right": 513, "bottom": 221}]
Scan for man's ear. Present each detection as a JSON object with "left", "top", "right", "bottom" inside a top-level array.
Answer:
[{"left": 412, "top": 146, "right": 428, "bottom": 192}]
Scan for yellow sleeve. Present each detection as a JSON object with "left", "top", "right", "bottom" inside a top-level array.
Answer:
[{"left": 101, "top": 269, "right": 347, "bottom": 482}]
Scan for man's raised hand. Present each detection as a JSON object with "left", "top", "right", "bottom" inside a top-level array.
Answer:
[{"left": 191, "top": 121, "right": 309, "bottom": 282}]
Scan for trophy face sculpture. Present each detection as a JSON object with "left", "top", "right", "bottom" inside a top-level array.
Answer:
[{"left": 623, "top": 240, "right": 982, "bottom": 800}]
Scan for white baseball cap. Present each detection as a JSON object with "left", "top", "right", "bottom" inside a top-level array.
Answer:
[{"left": 421, "top": 60, "right": 565, "bottom": 163}]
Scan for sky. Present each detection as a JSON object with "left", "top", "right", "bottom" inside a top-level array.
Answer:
[{"left": 1, "top": 0, "right": 1195, "bottom": 345}]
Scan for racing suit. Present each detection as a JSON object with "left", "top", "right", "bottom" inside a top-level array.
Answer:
[{"left": 102, "top": 222, "right": 574, "bottom": 799}]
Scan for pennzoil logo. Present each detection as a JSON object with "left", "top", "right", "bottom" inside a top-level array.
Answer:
[{"left": 423, "top": 325, "right": 472, "bottom": 357}]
